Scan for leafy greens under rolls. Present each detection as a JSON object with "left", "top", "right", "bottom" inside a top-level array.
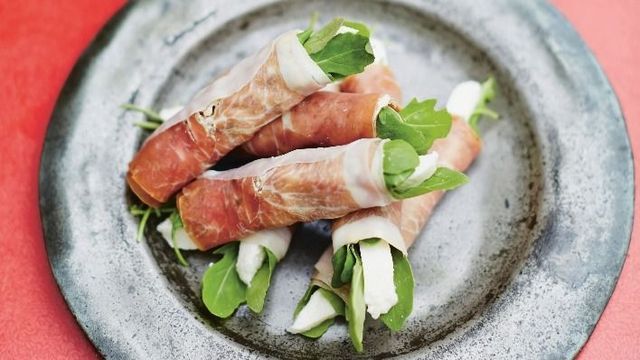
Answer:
[{"left": 291, "top": 77, "right": 499, "bottom": 351}]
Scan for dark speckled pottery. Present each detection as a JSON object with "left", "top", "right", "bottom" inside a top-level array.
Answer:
[{"left": 40, "top": 0, "right": 633, "bottom": 358}]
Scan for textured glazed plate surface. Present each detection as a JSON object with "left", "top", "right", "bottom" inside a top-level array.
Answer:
[{"left": 40, "top": 0, "right": 633, "bottom": 358}]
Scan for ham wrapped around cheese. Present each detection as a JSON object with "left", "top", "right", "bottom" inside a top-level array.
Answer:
[
  {"left": 238, "top": 50, "right": 402, "bottom": 158},
  {"left": 290, "top": 78, "right": 497, "bottom": 350},
  {"left": 127, "top": 20, "right": 375, "bottom": 207},
  {"left": 177, "top": 135, "right": 467, "bottom": 250}
]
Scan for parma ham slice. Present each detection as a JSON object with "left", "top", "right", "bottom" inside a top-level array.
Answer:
[
  {"left": 178, "top": 138, "right": 394, "bottom": 250},
  {"left": 239, "top": 92, "right": 391, "bottom": 157},
  {"left": 314, "top": 115, "right": 481, "bottom": 283},
  {"left": 340, "top": 63, "right": 402, "bottom": 103},
  {"left": 127, "top": 31, "right": 331, "bottom": 207}
]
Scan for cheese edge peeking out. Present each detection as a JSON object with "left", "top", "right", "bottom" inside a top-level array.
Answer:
[
  {"left": 236, "top": 242, "right": 266, "bottom": 286},
  {"left": 332, "top": 215, "right": 407, "bottom": 255},
  {"left": 360, "top": 239, "right": 398, "bottom": 319},
  {"left": 157, "top": 218, "right": 199, "bottom": 250},
  {"left": 277, "top": 31, "right": 331, "bottom": 94},
  {"left": 288, "top": 289, "right": 338, "bottom": 333},
  {"left": 397, "top": 151, "right": 439, "bottom": 190},
  {"left": 446, "top": 81, "right": 482, "bottom": 122}
]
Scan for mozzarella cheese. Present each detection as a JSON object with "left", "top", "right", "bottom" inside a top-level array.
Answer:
[
  {"left": 360, "top": 240, "right": 398, "bottom": 319},
  {"left": 156, "top": 218, "right": 198, "bottom": 250},
  {"left": 446, "top": 81, "right": 482, "bottom": 122},
  {"left": 288, "top": 289, "right": 338, "bottom": 333},
  {"left": 236, "top": 242, "right": 266, "bottom": 286},
  {"left": 236, "top": 227, "right": 292, "bottom": 285},
  {"left": 398, "top": 151, "right": 439, "bottom": 190}
]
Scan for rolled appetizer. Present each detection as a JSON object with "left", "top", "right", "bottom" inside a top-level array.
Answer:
[
  {"left": 290, "top": 78, "right": 497, "bottom": 351},
  {"left": 127, "top": 18, "right": 375, "bottom": 207},
  {"left": 177, "top": 134, "right": 467, "bottom": 250}
]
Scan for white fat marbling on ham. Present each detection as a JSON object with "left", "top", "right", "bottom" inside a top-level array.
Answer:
[
  {"left": 201, "top": 139, "right": 393, "bottom": 208},
  {"left": 148, "top": 30, "right": 329, "bottom": 141},
  {"left": 332, "top": 215, "right": 407, "bottom": 255}
]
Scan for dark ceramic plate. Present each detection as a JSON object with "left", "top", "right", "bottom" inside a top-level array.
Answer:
[{"left": 40, "top": 0, "right": 633, "bottom": 358}]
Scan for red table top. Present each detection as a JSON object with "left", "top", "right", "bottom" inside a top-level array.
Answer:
[{"left": 0, "top": 1, "right": 637, "bottom": 358}]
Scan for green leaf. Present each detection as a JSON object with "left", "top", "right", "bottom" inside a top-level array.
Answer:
[
  {"left": 297, "top": 13, "right": 319, "bottom": 44},
  {"left": 170, "top": 210, "right": 189, "bottom": 267},
  {"left": 342, "top": 20, "right": 371, "bottom": 37},
  {"left": 331, "top": 246, "right": 347, "bottom": 288},
  {"left": 400, "top": 98, "right": 452, "bottom": 149},
  {"left": 246, "top": 248, "right": 278, "bottom": 313},
  {"left": 303, "top": 17, "right": 344, "bottom": 54},
  {"left": 383, "top": 139, "right": 419, "bottom": 175},
  {"left": 381, "top": 248, "right": 414, "bottom": 331},
  {"left": 331, "top": 245, "right": 357, "bottom": 288},
  {"left": 132, "top": 206, "right": 152, "bottom": 243},
  {"left": 468, "top": 76, "right": 499, "bottom": 133},
  {"left": 346, "top": 253, "right": 366, "bottom": 352},
  {"left": 294, "top": 287, "right": 345, "bottom": 339},
  {"left": 376, "top": 106, "right": 429, "bottom": 155},
  {"left": 293, "top": 285, "right": 316, "bottom": 317},
  {"left": 310, "top": 33, "right": 374, "bottom": 80},
  {"left": 201, "top": 242, "right": 247, "bottom": 318},
  {"left": 391, "top": 167, "right": 469, "bottom": 199},
  {"left": 121, "top": 103, "right": 164, "bottom": 123},
  {"left": 300, "top": 318, "right": 335, "bottom": 338},
  {"left": 341, "top": 246, "right": 356, "bottom": 284}
]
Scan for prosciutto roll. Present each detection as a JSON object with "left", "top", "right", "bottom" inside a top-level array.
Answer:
[
  {"left": 237, "top": 44, "right": 401, "bottom": 158},
  {"left": 127, "top": 20, "right": 374, "bottom": 207},
  {"left": 177, "top": 137, "right": 467, "bottom": 250},
  {"left": 239, "top": 91, "right": 393, "bottom": 157},
  {"left": 290, "top": 78, "right": 497, "bottom": 350}
]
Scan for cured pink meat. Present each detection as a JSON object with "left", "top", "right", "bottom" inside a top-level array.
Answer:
[
  {"left": 127, "top": 31, "right": 329, "bottom": 207},
  {"left": 316, "top": 116, "right": 481, "bottom": 283},
  {"left": 239, "top": 92, "right": 390, "bottom": 157},
  {"left": 178, "top": 138, "right": 394, "bottom": 250},
  {"left": 340, "top": 64, "right": 402, "bottom": 103}
]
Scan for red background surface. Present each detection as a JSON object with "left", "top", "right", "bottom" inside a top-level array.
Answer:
[{"left": 0, "top": 1, "right": 637, "bottom": 358}]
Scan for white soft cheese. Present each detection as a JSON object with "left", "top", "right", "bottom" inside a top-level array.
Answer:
[
  {"left": 360, "top": 240, "right": 397, "bottom": 319},
  {"left": 333, "top": 215, "right": 407, "bottom": 255},
  {"left": 236, "top": 242, "right": 266, "bottom": 286},
  {"left": 288, "top": 289, "right": 338, "bottom": 333},
  {"left": 157, "top": 218, "right": 199, "bottom": 250},
  {"left": 236, "top": 227, "right": 292, "bottom": 286},
  {"left": 446, "top": 81, "right": 482, "bottom": 122},
  {"left": 398, "top": 151, "right": 439, "bottom": 190}
]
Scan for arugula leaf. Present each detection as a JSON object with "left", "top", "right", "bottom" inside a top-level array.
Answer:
[
  {"left": 293, "top": 287, "right": 345, "bottom": 339},
  {"left": 246, "top": 248, "right": 278, "bottom": 313},
  {"left": 342, "top": 20, "right": 371, "bottom": 37},
  {"left": 346, "top": 252, "right": 366, "bottom": 352},
  {"left": 400, "top": 98, "right": 452, "bottom": 148},
  {"left": 310, "top": 33, "right": 374, "bottom": 80},
  {"left": 122, "top": 103, "right": 164, "bottom": 130},
  {"left": 130, "top": 205, "right": 152, "bottom": 242},
  {"left": 201, "top": 242, "right": 247, "bottom": 318},
  {"left": 296, "top": 13, "right": 319, "bottom": 44},
  {"left": 294, "top": 285, "right": 316, "bottom": 317},
  {"left": 380, "top": 248, "right": 414, "bottom": 331},
  {"left": 383, "top": 139, "right": 419, "bottom": 175},
  {"left": 169, "top": 210, "right": 189, "bottom": 267},
  {"left": 468, "top": 77, "right": 499, "bottom": 133},
  {"left": 303, "top": 17, "right": 344, "bottom": 54},
  {"left": 377, "top": 106, "right": 429, "bottom": 155},
  {"left": 300, "top": 318, "right": 335, "bottom": 339},
  {"left": 391, "top": 167, "right": 469, "bottom": 199},
  {"left": 331, "top": 244, "right": 356, "bottom": 288}
]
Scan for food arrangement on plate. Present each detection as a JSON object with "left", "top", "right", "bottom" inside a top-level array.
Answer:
[{"left": 126, "top": 16, "right": 498, "bottom": 352}]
